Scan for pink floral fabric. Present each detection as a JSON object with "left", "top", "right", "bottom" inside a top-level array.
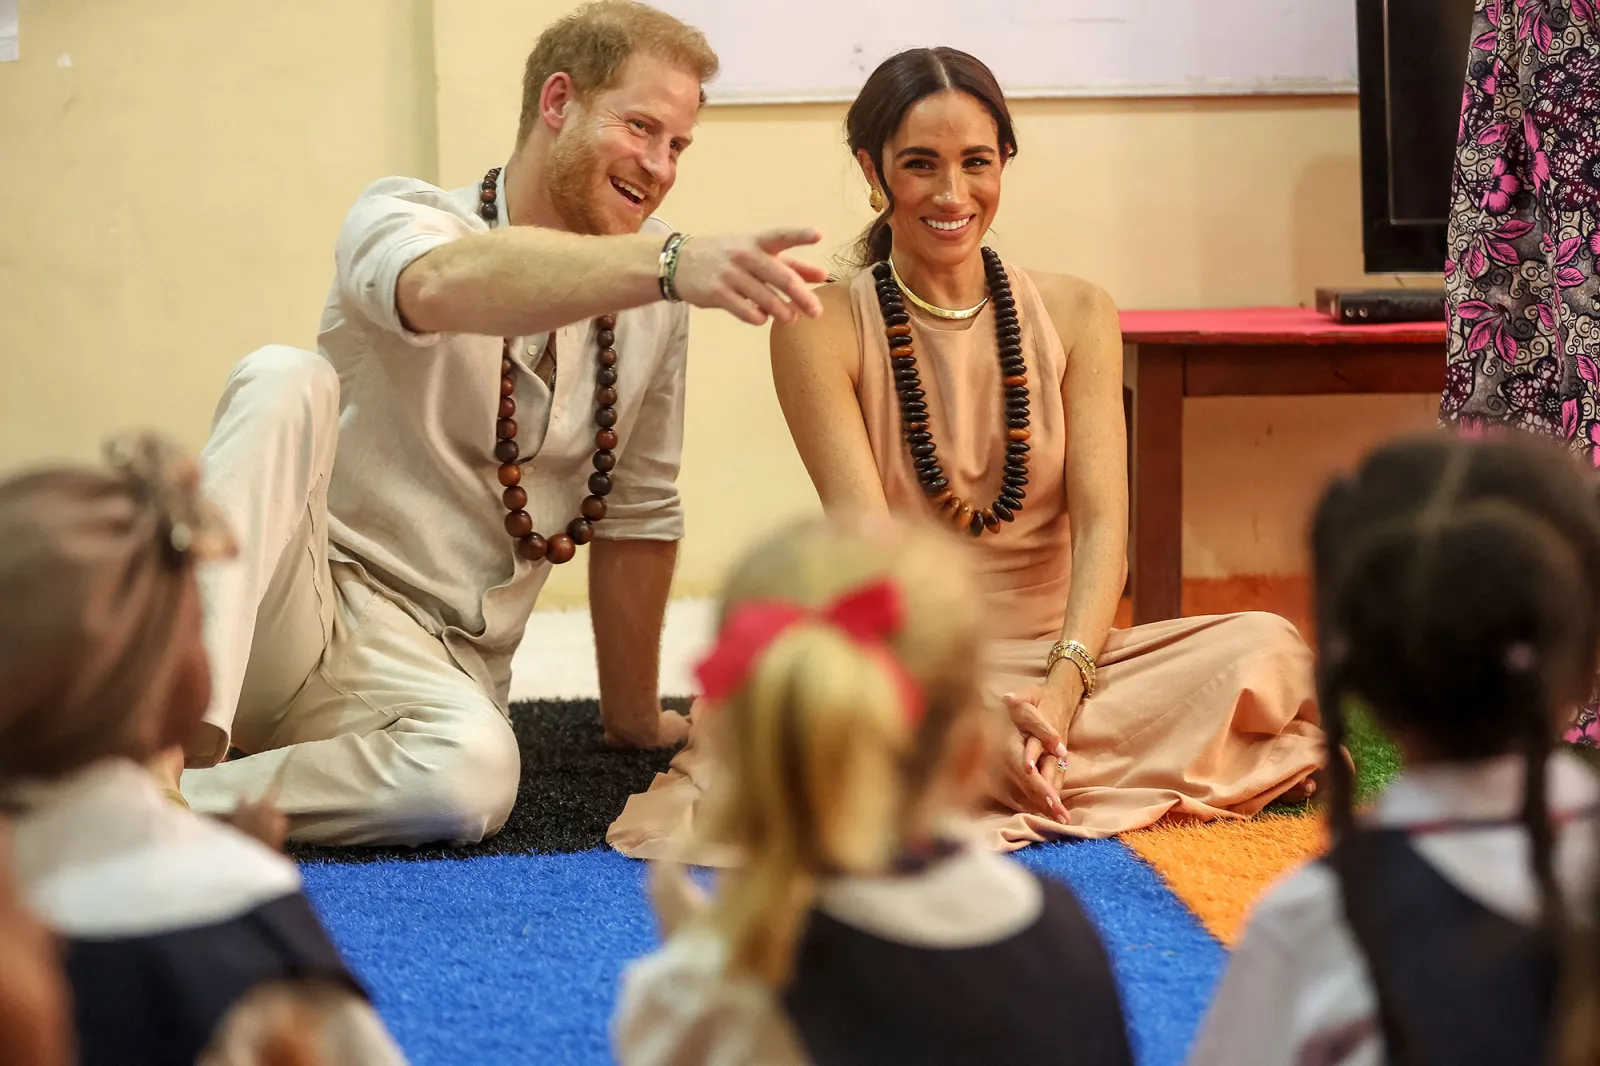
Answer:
[{"left": 1444, "top": 0, "right": 1600, "bottom": 742}]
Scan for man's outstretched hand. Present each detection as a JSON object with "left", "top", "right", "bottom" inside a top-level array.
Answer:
[{"left": 672, "top": 228, "right": 830, "bottom": 326}]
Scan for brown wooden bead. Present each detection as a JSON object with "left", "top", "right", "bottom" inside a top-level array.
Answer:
[
  {"left": 597, "top": 329, "right": 615, "bottom": 348},
  {"left": 581, "top": 495, "right": 607, "bottom": 521},
  {"left": 1003, "top": 375, "right": 1028, "bottom": 387},
  {"left": 595, "top": 406, "right": 618, "bottom": 428},
  {"left": 502, "top": 485, "right": 528, "bottom": 511},
  {"left": 499, "top": 396, "right": 516, "bottom": 418},
  {"left": 504, "top": 509, "right": 534, "bottom": 538},
  {"left": 497, "top": 418, "right": 517, "bottom": 439},
  {"left": 481, "top": 188, "right": 495, "bottom": 203},
  {"left": 567, "top": 518, "right": 594, "bottom": 545},
  {"left": 597, "top": 366, "right": 618, "bottom": 387},
  {"left": 886, "top": 324, "right": 912, "bottom": 339},
  {"left": 595, "top": 386, "right": 618, "bottom": 406},
  {"left": 593, "top": 450, "right": 616, "bottom": 472},
  {"left": 497, "top": 463, "right": 522, "bottom": 487},
  {"left": 969, "top": 512, "right": 986, "bottom": 536},
  {"left": 517, "top": 533, "right": 547, "bottom": 562},
  {"left": 1007, "top": 428, "right": 1032, "bottom": 441},
  {"left": 941, "top": 494, "right": 962, "bottom": 512},
  {"left": 599, "top": 348, "right": 618, "bottom": 368},
  {"left": 500, "top": 375, "right": 516, "bottom": 397},
  {"left": 904, "top": 421, "right": 929, "bottom": 433},
  {"left": 953, "top": 504, "right": 974, "bottom": 529},
  {"left": 589, "top": 472, "right": 613, "bottom": 496},
  {"left": 596, "top": 428, "right": 619, "bottom": 450},
  {"left": 545, "top": 533, "right": 576, "bottom": 565},
  {"left": 982, "top": 509, "right": 1000, "bottom": 531},
  {"left": 599, "top": 314, "right": 616, "bottom": 330},
  {"left": 494, "top": 439, "right": 520, "bottom": 463},
  {"left": 931, "top": 489, "right": 954, "bottom": 507}
]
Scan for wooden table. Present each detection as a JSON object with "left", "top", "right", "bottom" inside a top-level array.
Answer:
[{"left": 1120, "top": 307, "right": 1447, "bottom": 625}]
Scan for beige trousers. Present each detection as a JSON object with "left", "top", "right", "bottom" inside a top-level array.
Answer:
[{"left": 178, "top": 347, "right": 519, "bottom": 846}]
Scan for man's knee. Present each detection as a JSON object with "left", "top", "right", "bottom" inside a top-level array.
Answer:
[
  {"left": 393, "top": 711, "right": 520, "bottom": 846},
  {"left": 213, "top": 345, "right": 339, "bottom": 438}
]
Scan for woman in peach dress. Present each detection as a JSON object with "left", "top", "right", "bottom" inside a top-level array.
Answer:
[{"left": 608, "top": 47, "right": 1326, "bottom": 859}]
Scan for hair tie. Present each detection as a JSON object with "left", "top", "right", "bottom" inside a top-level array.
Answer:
[
  {"left": 103, "top": 433, "right": 236, "bottom": 567},
  {"left": 693, "top": 579, "right": 924, "bottom": 723}
]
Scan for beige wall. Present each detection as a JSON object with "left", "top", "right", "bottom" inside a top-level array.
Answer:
[{"left": 0, "top": 0, "right": 1439, "bottom": 609}]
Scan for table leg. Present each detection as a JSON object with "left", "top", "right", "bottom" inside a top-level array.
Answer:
[{"left": 1130, "top": 344, "right": 1183, "bottom": 624}]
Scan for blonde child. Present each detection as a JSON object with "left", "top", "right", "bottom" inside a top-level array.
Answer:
[{"left": 613, "top": 515, "right": 1133, "bottom": 1065}]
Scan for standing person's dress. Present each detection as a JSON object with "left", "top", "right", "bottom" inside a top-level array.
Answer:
[{"left": 1442, "top": 0, "right": 1600, "bottom": 742}]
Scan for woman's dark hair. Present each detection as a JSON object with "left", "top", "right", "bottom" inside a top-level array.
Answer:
[
  {"left": 843, "top": 48, "right": 1017, "bottom": 270},
  {"left": 1310, "top": 433, "right": 1600, "bottom": 1065}
]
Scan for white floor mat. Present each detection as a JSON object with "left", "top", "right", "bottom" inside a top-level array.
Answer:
[{"left": 507, "top": 597, "right": 716, "bottom": 702}]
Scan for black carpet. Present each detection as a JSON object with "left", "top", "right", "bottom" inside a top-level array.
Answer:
[{"left": 288, "top": 698, "right": 690, "bottom": 865}]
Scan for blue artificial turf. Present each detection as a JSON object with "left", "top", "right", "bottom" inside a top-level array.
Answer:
[
  {"left": 1018, "top": 842, "right": 1228, "bottom": 1066},
  {"left": 302, "top": 841, "right": 1224, "bottom": 1066}
]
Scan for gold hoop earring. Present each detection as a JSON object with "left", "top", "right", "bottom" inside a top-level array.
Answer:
[{"left": 869, "top": 188, "right": 885, "bottom": 213}]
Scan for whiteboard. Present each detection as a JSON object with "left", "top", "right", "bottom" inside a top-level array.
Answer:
[{"left": 656, "top": 0, "right": 1358, "bottom": 104}]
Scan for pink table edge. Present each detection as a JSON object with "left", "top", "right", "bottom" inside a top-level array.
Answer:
[{"left": 1119, "top": 306, "right": 1448, "bottom": 346}]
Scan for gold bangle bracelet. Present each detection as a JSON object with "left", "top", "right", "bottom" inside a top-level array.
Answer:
[{"left": 1045, "top": 640, "right": 1097, "bottom": 698}]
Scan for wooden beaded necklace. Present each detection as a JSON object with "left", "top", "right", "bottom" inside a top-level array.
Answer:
[
  {"left": 872, "top": 246, "right": 1030, "bottom": 537},
  {"left": 480, "top": 166, "right": 616, "bottom": 566}
]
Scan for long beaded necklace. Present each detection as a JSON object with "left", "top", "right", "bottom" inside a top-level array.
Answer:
[
  {"left": 480, "top": 166, "right": 616, "bottom": 565},
  {"left": 872, "top": 246, "right": 1030, "bottom": 537}
]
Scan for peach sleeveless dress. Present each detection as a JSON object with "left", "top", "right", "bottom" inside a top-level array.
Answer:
[{"left": 607, "top": 267, "right": 1324, "bottom": 858}]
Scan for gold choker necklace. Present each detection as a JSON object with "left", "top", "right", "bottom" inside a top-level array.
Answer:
[{"left": 887, "top": 257, "right": 989, "bottom": 321}]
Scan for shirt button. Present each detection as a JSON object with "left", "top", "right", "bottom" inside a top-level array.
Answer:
[{"left": 527, "top": 344, "right": 538, "bottom": 356}]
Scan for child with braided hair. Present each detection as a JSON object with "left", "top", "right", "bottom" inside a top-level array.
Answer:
[{"left": 1188, "top": 434, "right": 1600, "bottom": 1066}]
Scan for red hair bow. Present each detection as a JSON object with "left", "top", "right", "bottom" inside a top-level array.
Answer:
[{"left": 693, "top": 579, "right": 924, "bottom": 723}]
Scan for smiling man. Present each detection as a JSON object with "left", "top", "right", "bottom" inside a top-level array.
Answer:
[{"left": 165, "top": 0, "right": 829, "bottom": 848}]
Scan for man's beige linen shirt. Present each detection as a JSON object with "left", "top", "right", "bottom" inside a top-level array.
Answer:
[{"left": 316, "top": 166, "right": 688, "bottom": 710}]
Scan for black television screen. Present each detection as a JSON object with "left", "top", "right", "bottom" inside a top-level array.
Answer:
[{"left": 1356, "top": 0, "right": 1479, "bottom": 274}]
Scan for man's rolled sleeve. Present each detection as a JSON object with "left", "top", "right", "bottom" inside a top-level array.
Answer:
[{"left": 334, "top": 177, "right": 478, "bottom": 347}]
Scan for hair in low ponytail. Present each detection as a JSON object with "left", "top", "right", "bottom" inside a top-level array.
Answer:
[
  {"left": 655, "top": 514, "right": 985, "bottom": 987},
  {"left": 712, "top": 624, "right": 919, "bottom": 983}
]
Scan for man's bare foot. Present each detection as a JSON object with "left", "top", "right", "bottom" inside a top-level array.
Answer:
[{"left": 603, "top": 709, "right": 690, "bottom": 750}]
